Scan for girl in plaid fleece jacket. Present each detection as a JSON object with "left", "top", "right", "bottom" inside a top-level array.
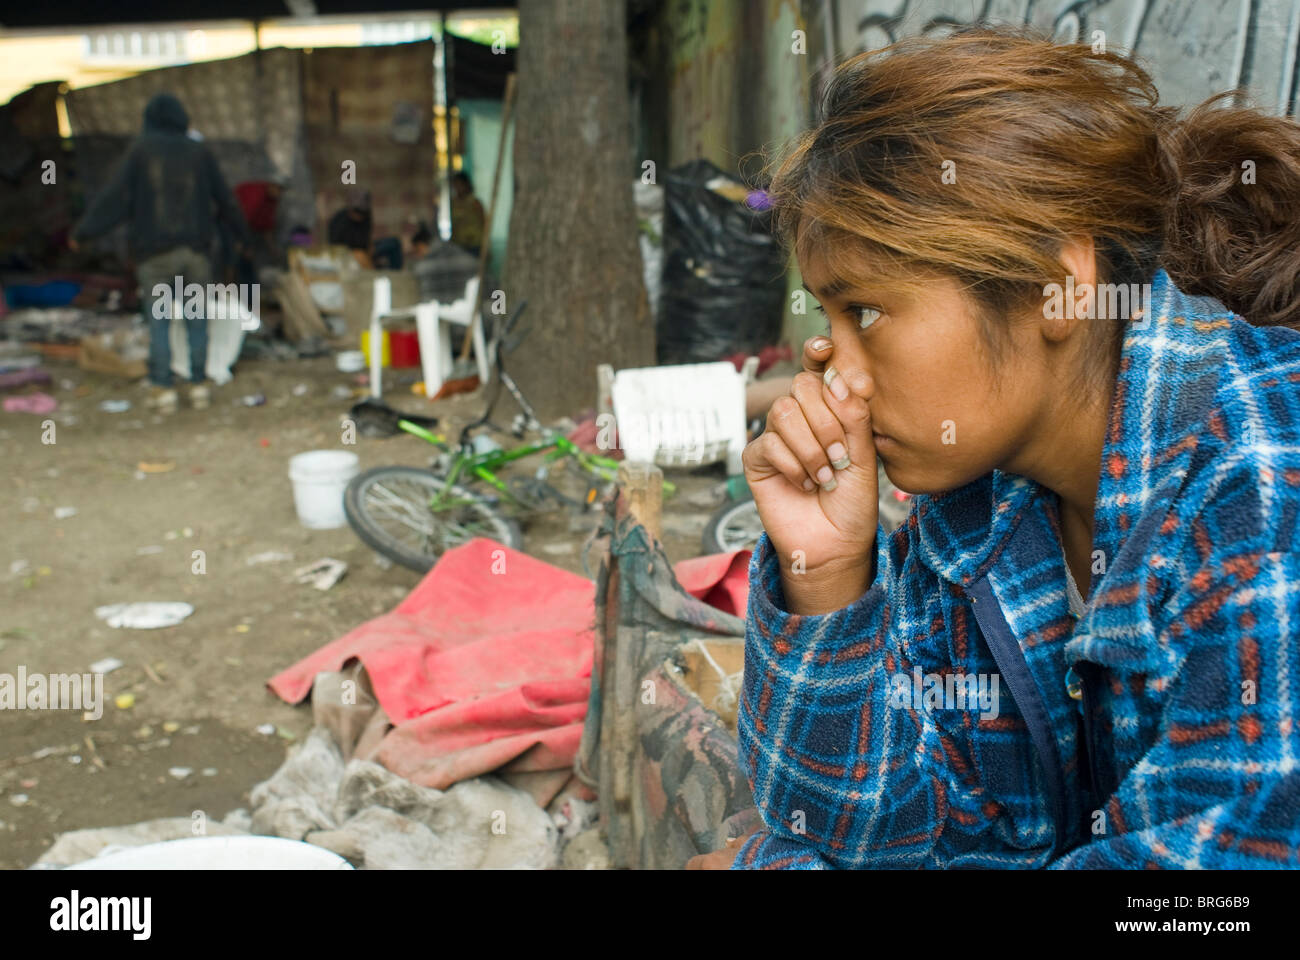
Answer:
[{"left": 731, "top": 28, "right": 1300, "bottom": 869}]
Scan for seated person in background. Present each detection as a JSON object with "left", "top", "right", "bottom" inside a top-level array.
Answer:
[
  {"left": 372, "top": 235, "right": 404, "bottom": 270},
  {"left": 327, "top": 187, "right": 373, "bottom": 268},
  {"left": 409, "top": 223, "right": 434, "bottom": 260},
  {"left": 450, "top": 172, "right": 486, "bottom": 257}
]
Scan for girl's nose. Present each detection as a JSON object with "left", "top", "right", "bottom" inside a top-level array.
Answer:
[
  {"left": 843, "top": 367, "right": 873, "bottom": 398},
  {"left": 826, "top": 340, "right": 872, "bottom": 397}
]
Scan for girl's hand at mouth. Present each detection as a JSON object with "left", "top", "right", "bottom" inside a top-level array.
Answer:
[{"left": 742, "top": 338, "right": 880, "bottom": 614}]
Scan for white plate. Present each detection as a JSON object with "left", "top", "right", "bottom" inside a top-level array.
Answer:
[{"left": 65, "top": 836, "right": 353, "bottom": 870}]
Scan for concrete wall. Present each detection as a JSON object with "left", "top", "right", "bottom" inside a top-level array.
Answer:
[
  {"left": 830, "top": 0, "right": 1300, "bottom": 116},
  {"left": 656, "top": 0, "right": 809, "bottom": 171}
]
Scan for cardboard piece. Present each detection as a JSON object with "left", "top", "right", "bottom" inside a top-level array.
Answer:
[{"left": 78, "top": 329, "right": 148, "bottom": 380}]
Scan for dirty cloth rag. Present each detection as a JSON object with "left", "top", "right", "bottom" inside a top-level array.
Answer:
[{"left": 269, "top": 537, "right": 750, "bottom": 791}]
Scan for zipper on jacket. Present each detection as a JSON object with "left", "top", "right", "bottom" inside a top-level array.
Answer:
[
  {"left": 968, "top": 578, "right": 1074, "bottom": 859},
  {"left": 1072, "top": 660, "right": 1113, "bottom": 823}
]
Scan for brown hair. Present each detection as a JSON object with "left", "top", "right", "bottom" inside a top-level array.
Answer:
[{"left": 766, "top": 25, "right": 1300, "bottom": 392}]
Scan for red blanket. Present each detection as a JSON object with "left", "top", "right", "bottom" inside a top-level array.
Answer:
[{"left": 268, "top": 538, "right": 750, "bottom": 790}]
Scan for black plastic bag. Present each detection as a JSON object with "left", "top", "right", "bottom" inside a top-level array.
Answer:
[{"left": 657, "top": 159, "right": 786, "bottom": 365}]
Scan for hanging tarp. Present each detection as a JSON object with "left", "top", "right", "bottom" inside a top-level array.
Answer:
[{"left": 0, "top": 84, "right": 72, "bottom": 268}]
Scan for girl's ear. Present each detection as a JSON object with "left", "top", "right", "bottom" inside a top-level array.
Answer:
[
  {"left": 1057, "top": 236, "right": 1098, "bottom": 293},
  {"left": 1034, "top": 235, "right": 1100, "bottom": 341}
]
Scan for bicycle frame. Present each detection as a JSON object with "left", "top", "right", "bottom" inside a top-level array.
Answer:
[
  {"left": 391, "top": 300, "right": 674, "bottom": 514},
  {"left": 396, "top": 418, "right": 665, "bottom": 512}
]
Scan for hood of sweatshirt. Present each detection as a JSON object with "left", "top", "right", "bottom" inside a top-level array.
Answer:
[{"left": 142, "top": 93, "right": 190, "bottom": 135}]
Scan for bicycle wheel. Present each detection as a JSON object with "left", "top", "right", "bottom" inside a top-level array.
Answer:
[
  {"left": 344, "top": 466, "right": 522, "bottom": 573},
  {"left": 703, "top": 497, "right": 764, "bottom": 554}
]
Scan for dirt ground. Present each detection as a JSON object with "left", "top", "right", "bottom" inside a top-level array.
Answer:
[{"left": 0, "top": 347, "right": 727, "bottom": 869}]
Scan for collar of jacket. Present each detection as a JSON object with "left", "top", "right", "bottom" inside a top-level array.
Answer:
[{"left": 908, "top": 267, "right": 1236, "bottom": 590}]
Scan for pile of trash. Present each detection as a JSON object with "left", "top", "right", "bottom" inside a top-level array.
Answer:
[
  {"left": 246, "top": 727, "right": 601, "bottom": 869},
  {"left": 2, "top": 306, "right": 125, "bottom": 344},
  {"left": 32, "top": 722, "right": 606, "bottom": 870}
]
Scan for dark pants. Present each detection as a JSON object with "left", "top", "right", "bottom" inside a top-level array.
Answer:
[
  {"left": 138, "top": 246, "right": 211, "bottom": 387},
  {"left": 372, "top": 236, "right": 403, "bottom": 270}
]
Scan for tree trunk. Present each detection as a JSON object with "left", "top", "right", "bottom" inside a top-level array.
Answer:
[{"left": 503, "top": 0, "right": 653, "bottom": 423}]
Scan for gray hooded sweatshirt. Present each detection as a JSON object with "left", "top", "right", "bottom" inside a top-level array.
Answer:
[{"left": 73, "top": 92, "right": 249, "bottom": 263}]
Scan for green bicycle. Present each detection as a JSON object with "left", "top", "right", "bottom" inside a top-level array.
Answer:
[{"left": 343, "top": 301, "right": 674, "bottom": 572}]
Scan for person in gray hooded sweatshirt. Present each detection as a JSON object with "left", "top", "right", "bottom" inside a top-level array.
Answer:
[{"left": 71, "top": 92, "right": 250, "bottom": 412}]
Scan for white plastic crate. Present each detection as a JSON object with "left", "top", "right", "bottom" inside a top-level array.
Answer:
[{"left": 608, "top": 359, "right": 756, "bottom": 474}]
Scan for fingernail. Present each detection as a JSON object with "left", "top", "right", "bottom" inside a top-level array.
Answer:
[
  {"left": 824, "top": 366, "right": 849, "bottom": 402},
  {"left": 802, "top": 477, "right": 814, "bottom": 491},
  {"left": 810, "top": 337, "right": 831, "bottom": 352},
  {"left": 817, "top": 465, "right": 834, "bottom": 485},
  {"left": 827, "top": 442, "right": 847, "bottom": 467},
  {"left": 820, "top": 475, "right": 837, "bottom": 491}
]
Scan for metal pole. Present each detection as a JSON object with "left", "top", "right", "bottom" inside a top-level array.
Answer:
[{"left": 435, "top": 12, "right": 452, "bottom": 242}]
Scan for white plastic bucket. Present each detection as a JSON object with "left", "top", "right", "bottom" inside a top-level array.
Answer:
[
  {"left": 65, "top": 836, "right": 353, "bottom": 870},
  {"left": 289, "top": 450, "right": 359, "bottom": 529},
  {"left": 336, "top": 349, "right": 365, "bottom": 373}
]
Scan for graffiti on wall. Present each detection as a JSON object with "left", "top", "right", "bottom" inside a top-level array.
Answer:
[{"left": 834, "top": 0, "right": 1300, "bottom": 116}]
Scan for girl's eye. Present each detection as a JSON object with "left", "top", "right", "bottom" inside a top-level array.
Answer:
[
  {"left": 855, "top": 306, "right": 882, "bottom": 330},
  {"left": 814, "top": 301, "right": 882, "bottom": 332}
]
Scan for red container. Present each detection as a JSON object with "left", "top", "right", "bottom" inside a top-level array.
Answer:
[{"left": 388, "top": 329, "right": 422, "bottom": 368}]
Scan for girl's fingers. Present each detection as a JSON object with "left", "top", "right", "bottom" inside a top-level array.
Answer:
[
  {"left": 767, "top": 394, "right": 838, "bottom": 491},
  {"left": 745, "top": 426, "right": 816, "bottom": 493},
  {"left": 820, "top": 365, "right": 874, "bottom": 466},
  {"left": 789, "top": 370, "right": 852, "bottom": 473},
  {"left": 803, "top": 335, "right": 833, "bottom": 375}
]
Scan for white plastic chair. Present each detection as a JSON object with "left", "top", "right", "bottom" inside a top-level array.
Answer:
[
  {"left": 368, "top": 276, "right": 488, "bottom": 399},
  {"left": 414, "top": 277, "right": 490, "bottom": 398},
  {"left": 600, "top": 357, "right": 759, "bottom": 475}
]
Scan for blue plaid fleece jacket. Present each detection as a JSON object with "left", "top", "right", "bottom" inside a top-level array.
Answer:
[{"left": 734, "top": 268, "right": 1300, "bottom": 869}]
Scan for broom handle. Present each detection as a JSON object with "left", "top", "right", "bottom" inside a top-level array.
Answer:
[{"left": 458, "top": 72, "right": 516, "bottom": 366}]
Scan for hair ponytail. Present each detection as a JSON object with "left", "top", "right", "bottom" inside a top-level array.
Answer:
[{"left": 1157, "top": 92, "right": 1300, "bottom": 330}]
